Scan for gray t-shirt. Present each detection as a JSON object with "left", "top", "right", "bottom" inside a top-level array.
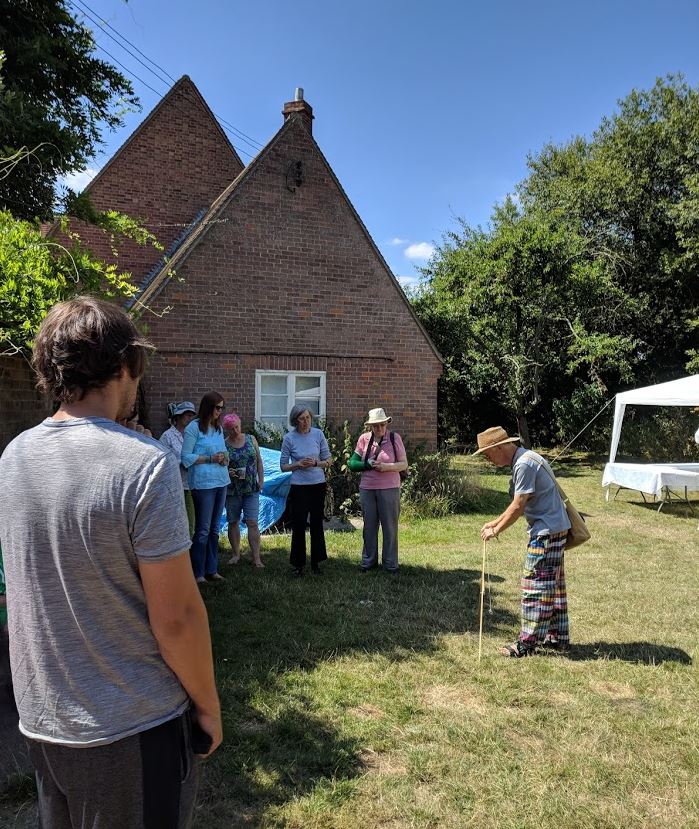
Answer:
[
  {"left": 510, "top": 448, "right": 571, "bottom": 537},
  {"left": 0, "top": 417, "right": 191, "bottom": 746}
]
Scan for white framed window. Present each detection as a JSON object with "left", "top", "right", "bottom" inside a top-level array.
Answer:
[{"left": 255, "top": 370, "right": 326, "bottom": 429}]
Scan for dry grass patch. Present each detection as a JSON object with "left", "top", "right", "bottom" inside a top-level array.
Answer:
[
  {"left": 421, "top": 684, "right": 489, "bottom": 715},
  {"left": 349, "top": 704, "right": 385, "bottom": 720},
  {"left": 358, "top": 749, "right": 407, "bottom": 777},
  {"left": 589, "top": 680, "right": 637, "bottom": 700}
]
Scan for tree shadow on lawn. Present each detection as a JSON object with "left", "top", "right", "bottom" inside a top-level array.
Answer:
[
  {"left": 567, "top": 641, "right": 692, "bottom": 665},
  {"left": 196, "top": 550, "right": 517, "bottom": 825}
]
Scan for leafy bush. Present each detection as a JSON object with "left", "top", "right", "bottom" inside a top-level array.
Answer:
[
  {"left": 401, "top": 451, "right": 485, "bottom": 518},
  {"left": 250, "top": 420, "right": 286, "bottom": 450},
  {"left": 551, "top": 381, "right": 612, "bottom": 452}
]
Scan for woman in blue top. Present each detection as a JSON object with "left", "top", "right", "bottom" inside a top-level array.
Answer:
[
  {"left": 280, "top": 405, "right": 332, "bottom": 576},
  {"left": 181, "top": 391, "right": 229, "bottom": 584}
]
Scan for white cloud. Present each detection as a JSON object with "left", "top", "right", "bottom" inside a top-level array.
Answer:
[
  {"left": 388, "top": 236, "right": 408, "bottom": 246},
  {"left": 404, "top": 242, "right": 435, "bottom": 261},
  {"left": 396, "top": 274, "right": 419, "bottom": 289},
  {"left": 60, "top": 167, "right": 99, "bottom": 193}
]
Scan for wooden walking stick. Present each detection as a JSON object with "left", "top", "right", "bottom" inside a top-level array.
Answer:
[{"left": 478, "top": 539, "right": 487, "bottom": 662}]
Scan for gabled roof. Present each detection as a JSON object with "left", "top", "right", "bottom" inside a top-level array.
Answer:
[
  {"left": 84, "top": 75, "right": 243, "bottom": 196},
  {"left": 135, "top": 113, "right": 443, "bottom": 363}
]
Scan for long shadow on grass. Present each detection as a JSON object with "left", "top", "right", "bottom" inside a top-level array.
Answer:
[
  {"left": 568, "top": 641, "right": 692, "bottom": 665},
  {"left": 196, "top": 549, "right": 518, "bottom": 825}
]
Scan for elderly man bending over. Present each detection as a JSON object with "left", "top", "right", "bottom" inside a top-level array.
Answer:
[{"left": 476, "top": 427, "right": 571, "bottom": 658}]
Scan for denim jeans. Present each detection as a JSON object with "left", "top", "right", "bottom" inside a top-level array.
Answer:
[{"left": 190, "top": 486, "right": 227, "bottom": 579}]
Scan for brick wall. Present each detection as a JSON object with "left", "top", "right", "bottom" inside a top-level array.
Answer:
[
  {"left": 60, "top": 76, "right": 244, "bottom": 284},
  {"left": 0, "top": 357, "right": 52, "bottom": 453},
  {"left": 140, "top": 115, "right": 442, "bottom": 447}
]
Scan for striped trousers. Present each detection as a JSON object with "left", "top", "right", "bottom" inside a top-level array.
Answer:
[{"left": 519, "top": 530, "right": 569, "bottom": 647}]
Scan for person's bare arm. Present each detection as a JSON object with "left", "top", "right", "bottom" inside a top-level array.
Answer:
[
  {"left": 139, "top": 552, "right": 222, "bottom": 756},
  {"left": 480, "top": 493, "right": 531, "bottom": 541}
]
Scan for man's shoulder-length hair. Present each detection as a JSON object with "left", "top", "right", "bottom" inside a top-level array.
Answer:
[{"left": 32, "top": 296, "right": 154, "bottom": 403}]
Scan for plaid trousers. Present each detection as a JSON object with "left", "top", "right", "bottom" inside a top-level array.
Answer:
[{"left": 519, "top": 530, "right": 569, "bottom": 646}]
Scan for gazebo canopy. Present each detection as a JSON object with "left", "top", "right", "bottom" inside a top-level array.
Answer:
[{"left": 609, "top": 375, "right": 699, "bottom": 462}]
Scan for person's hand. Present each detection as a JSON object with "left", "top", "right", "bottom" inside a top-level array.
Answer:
[
  {"left": 123, "top": 419, "right": 152, "bottom": 437},
  {"left": 480, "top": 523, "right": 498, "bottom": 542},
  {"left": 299, "top": 457, "right": 315, "bottom": 468},
  {"left": 374, "top": 462, "right": 388, "bottom": 472},
  {"left": 193, "top": 708, "right": 223, "bottom": 758},
  {"left": 211, "top": 452, "right": 226, "bottom": 465},
  {"left": 257, "top": 481, "right": 264, "bottom": 492}
]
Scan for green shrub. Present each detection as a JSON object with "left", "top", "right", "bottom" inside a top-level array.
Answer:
[{"left": 401, "top": 451, "right": 485, "bottom": 518}]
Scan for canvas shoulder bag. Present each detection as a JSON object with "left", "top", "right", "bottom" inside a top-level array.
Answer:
[{"left": 521, "top": 451, "right": 591, "bottom": 550}]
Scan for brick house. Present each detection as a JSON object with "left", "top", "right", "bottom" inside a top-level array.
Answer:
[{"left": 67, "top": 77, "right": 443, "bottom": 447}]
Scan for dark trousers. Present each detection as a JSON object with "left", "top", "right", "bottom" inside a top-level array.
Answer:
[
  {"left": 289, "top": 483, "right": 327, "bottom": 569},
  {"left": 190, "top": 485, "right": 227, "bottom": 579},
  {"left": 27, "top": 710, "right": 199, "bottom": 829}
]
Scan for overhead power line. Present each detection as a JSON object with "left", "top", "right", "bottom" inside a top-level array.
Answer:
[{"left": 68, "top": 0, "right": 263, "bottom": 155}]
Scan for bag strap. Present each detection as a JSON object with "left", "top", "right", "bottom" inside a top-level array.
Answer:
[
  {"left": 363, "top": 433, "right": 375, "bottom": 463},
  {"left": 520, "top": 450, "right": 569, "bottom": 507}
]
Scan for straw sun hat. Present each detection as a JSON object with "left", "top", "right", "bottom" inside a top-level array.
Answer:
[
  {"left": 365, "top": 408, "right": 392, "bottom": 426},
  {"left": 473, "top": 426, "right": 520, "bottom": 455}
]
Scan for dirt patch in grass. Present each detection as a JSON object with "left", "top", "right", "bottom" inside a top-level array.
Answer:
[
  {"left": 547, "top": 689, "right": 578, "bottom": 707},
  {"left": 349, "top": 704, "right": 385, "bottom": 720},
  {"left": 359, "top": 749, "right": 406, "bottom": 776},
  {"left": 421, "top": 684, "right": 489, "bottom": 715},
  {"left": 589, "top": 680, "right": 637, "bottom": 700}
]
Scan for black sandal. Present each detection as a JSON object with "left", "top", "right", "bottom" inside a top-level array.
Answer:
[{"left": 498, "top": 641, "right": 535, "bottom": 658}]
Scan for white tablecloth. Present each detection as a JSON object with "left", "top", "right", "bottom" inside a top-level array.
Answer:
[{"left": 602, "top": 463, "right": 699, "bottom": 498}]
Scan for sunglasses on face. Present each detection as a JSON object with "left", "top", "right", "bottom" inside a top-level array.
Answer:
[{"left": 214, "top": 404, "right": 225, "bottom": 411}]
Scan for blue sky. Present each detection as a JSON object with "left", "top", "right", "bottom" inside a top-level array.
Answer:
[{"left": 66, "top": 0, "right": 699, "bottom": 288}]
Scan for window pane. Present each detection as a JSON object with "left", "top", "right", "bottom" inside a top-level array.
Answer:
[
  {"left": 260, "top": 395, "right": 288, "bottom": 417},
  {"left": 295, "top": 375, "right": 321, "bottom": 395},
  {"left": 260, "top": 374, "right": 287, "bottom": 395},
  {"left": 295, "top": 397, "right": 320, "bottom": 417}
]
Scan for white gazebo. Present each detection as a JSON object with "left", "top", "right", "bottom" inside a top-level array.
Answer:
[{"left": 603, "top": 374, "right": 699, "bottom": 510}]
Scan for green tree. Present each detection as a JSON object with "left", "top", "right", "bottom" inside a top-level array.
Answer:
[
  {"left": 0, "top": 1, "right": 138, "bottom": 220},
  {"left": 0, "top": 208, "right": 155, "bottom": 355},
  {"left": 520, "top": 75, "right": 699, "bottom": 380},
  {"left": 414, "top": 202, "right": 636, "bottom": 446}
]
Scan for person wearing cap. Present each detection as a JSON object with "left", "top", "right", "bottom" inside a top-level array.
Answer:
[
  {"left": 348, "top": 409, "right": 408, "bottom": 574},
  {"left": 160, "top": 401, "right": 198, "bottom": 536},
  {"left": 475, "top": 426, "right": 571, "bottom": 657},
  {"left": 280, "top": 405, "right": 332, "bottom": 576}
]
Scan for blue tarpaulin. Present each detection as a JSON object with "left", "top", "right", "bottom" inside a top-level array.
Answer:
[{"left": 218, "top": 447, "right": 291, "bottom": 535}]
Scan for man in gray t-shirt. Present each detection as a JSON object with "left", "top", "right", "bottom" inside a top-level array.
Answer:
[
  {"left": 0, "top": 297, "right": 222, "bottom": 828},
  {"left": 476, "top": 426, "right": 571, "bottom": 659}
]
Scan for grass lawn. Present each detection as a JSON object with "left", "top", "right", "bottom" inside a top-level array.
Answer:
[
  {"left": 195, "top": 456, "right": 698, "bottom": 828},
  {"left": 1, "top": 456, "right": 697, "bottom": 828}
]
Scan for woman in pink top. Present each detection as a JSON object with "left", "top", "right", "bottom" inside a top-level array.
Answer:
[{"left": 348, "top": 408, "right": 408, "bottom": 573}]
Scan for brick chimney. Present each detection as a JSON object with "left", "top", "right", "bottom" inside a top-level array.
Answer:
[{"left": 282, "top": 87, "right": 314, "bottom": 134}]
